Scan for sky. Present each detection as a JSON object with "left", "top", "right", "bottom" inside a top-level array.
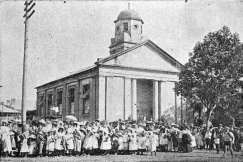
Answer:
[{"left": 1, "top": 0, "right": 243, "bottom": 109}]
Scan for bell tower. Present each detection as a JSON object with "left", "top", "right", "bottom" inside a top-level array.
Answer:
[{"left": 109, "top": 8, "right": 144, "bottom": 55}]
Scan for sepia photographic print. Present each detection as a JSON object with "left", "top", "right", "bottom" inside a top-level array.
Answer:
[{"left": 0, "top": 0, "right": 243, "bottom": 161}]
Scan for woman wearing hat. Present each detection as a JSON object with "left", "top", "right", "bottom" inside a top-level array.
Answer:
[{"left": 1, "top": 120, "right": 12, "bottom": 157}]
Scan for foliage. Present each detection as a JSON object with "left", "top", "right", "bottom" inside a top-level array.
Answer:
[{"left": 175, "top": 26, "right": 243, "bottom": 129}]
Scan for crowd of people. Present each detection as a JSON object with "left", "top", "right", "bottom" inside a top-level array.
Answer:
[{"left": 0, "top": 118, "right": 243, "bottom": 158}]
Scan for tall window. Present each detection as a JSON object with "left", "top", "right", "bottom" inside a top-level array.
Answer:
[
  {"left": 82, "top": 84, "right": 90, "bottom": 114},
  {"left": 68, "top": 87, "right": 75, "bottom": 115},
  {"left": 56, "top": 89, "right": 63, "bottom": 116},
  {"left": 47, "top": 92, "right": 53, "bottom": 115},
  {"left": 39, "top": 94, "right": 44, "bottom": 116},
  {"left": 123, "top": 23, "right": 128, "bottom": 31}
]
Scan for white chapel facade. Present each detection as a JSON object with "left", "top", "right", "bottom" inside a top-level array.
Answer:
[{"left": 36, "top": 9, "right": 183, "bottom": 122}]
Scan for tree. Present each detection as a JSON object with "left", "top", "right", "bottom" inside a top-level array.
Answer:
[{"left": 175, "top": 26, "right": 243, "bottom": 130}]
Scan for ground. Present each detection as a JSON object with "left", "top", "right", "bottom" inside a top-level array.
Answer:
[{"left": 0, "top": 150, "right": 242, "bottom": 162}]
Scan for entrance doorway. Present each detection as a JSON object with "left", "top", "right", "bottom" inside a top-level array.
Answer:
[{"left": 137, "top": 79, "right": 153, "bottom": 120}]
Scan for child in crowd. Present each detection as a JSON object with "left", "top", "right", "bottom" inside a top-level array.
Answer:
[
  {"left": 46, "top": 130, "right": 55, "bottom": 157},
  {"left": 100, "top": 131, "right": 111, "bottom": 156},
  {"left": 65, "top": 129, "right": 74, "bottom": 156},
  {"left": 122, "top": 130, "right": 129, "bottom": 154},
  {"left": 137, "top": 132, "right": 146, "bottom": 155},
  {"left": 190, "top": 132, "right": 196, "bottom": 150},
  {"left": 54, "top": 127, "right": 65, "bottom": 156},
  {"left": 117, "top": 133, "right": 124, "bottom": 154},
  {"left": 150, "top": 131, "right": 157, "bottom": 156},
  {"left": 111, "top": 133, "right": 119, "bottom": 155},
  {"left": 20, "top": 132, "right": 29, "bottom": 157},
  {"left": 128, "top": 129, "right": 137, "bottom": 155}
]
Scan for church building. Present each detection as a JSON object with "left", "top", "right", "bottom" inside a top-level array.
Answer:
[{"left": 36, "top": 9, "right": 183, "bottom": 122}]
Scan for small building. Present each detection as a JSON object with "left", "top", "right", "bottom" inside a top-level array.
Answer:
[
  {"left": 36, "top": 9, "right": 183, "bottom": 122},
  {"left": 0, "top": 103, "right": 21, "bottom": 122}
]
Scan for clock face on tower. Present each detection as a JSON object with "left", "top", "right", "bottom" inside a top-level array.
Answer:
[{"left": 133, "top": 24, "right": 138, "bottom": 30}]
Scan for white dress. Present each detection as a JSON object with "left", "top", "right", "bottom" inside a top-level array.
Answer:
[
  {"left": 150, "top": 135, "right": 157, "bottom": 152},
  {"left": 123, "top": 134, "right": 129, "bottom": 150},
  {"left": 159, "top": 133, "right": 168, "bottom": 145},
  {"left": 47, "top": 135, "right": 55, "bottom": 152},
  {"left": 191, "top": 135, "right": 196, "bottom": 148},
  {"left": 100, "top": 135, "right": 111, "bottom": 150},
  {"left": 1, "top": 126, "right": 12, "bottom": 152},
  {"left": 83, "top": 133, "right": 93, "bottom": 149},
  {"left": 20, "top": 138, "right": 29, "bottom": 153},
  {"left": 129, "top": 133, "right": 137, "bottom": 151},
  {"left": 118, "top": 137, "right": 124, "bottom": 150},
  {"left": 55, "top": 132, "right": 64, "bottom": 150},
  {"left": 137, "top": 136, "right": 146, "bottom": 150},
  {"left": 65, "top": 134, "right": 74, "bottom": 150},
  {"left": 146, "top": 135, "right": 151, "bottom": 150},
  {"left": 28, "top": 139, "right": 37, "bottom": 155},
  {"left": 92, "top": 133, "right": 99, "bottom": 149}
]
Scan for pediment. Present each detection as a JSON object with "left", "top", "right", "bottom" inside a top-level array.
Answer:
[{"left": 101, "top": 41, "right": 181, "bottom": 73}]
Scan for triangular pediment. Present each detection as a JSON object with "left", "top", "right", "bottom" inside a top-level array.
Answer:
[{"left": 97, "top": 40, "right": 182, "bottom": 73}]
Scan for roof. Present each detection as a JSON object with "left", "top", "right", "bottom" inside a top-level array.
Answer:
[
  {"left": 115, "top": 9, "right": 144, "bottom": 24},
  {"left": 36, "top": 39, "right": 183, "bottom": 89},
  {"left": 36, "top": 65, "right": 97, "bottom": 88},
  {"left": 95, "top": 39, "right": 184, "bottom": 69},
  {"left": 0, "top": 105, "right": 21, "bottom": 114}
]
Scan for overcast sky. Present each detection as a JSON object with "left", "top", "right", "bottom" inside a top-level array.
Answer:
[{"left": 1, "top": 0, "right": 243, "bottom": 108}]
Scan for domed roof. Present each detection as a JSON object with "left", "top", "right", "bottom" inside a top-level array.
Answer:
[{"left": 115, "top": 9, "right": 144, "bottom": 24}]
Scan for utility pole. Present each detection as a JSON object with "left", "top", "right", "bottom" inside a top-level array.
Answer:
[{"left": 22, "top": 0, "right": 35, "bottom": 132}]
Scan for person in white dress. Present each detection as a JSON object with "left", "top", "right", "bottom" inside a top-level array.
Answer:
[
  {"left": 117, "top": 133, "right": 124, "bottom": 154},
  {"left": 46, "top": 130, "right": 55, "bottom": 156},
  {"left": 91, "top": 126, "right": 100, "bottom": 155},
  {"left": 20, "top": 132, "right": 29, "bottom": 157},
  {"left": 190, "top": 133, "right": 196, "bottom": 150},
  {"left": 122, "top": 130, "right": 129, "bottom": 154},
  {"left": 150, "top": 132, "right": 158, "bottom": 156},
  {"left": 137, "top": 132, "right": 146, "bottom": 155},
  {"left": 64, "top": 129, "right": 74, "bottom": 156},
  {"left": 0, "top": 121, "right": 12, "bottom": 157},
  {"left": 145, "top": 131, "right": 151, "bottom": 153},
  {"left": 100, "top": 130, "right": 111, "bottom": 155},
  {"left": 54, "top": 127, "right": 65, "bottom": 156},
  {"left": 83, "top": 127, "right": 93, "bottom": 155},
  {"left": 128, "top": 129, "right": 137, "bottom": 155}
]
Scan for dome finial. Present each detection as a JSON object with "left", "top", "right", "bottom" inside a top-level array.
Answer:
[{"left": 128, "top": 3, "right": 130, "bottom": 9}]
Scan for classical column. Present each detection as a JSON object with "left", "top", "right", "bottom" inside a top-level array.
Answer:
[
  {"left": 98, "top": 76, "right": 106, "bottom": 120},
  {"left": 158, "top": 81, "right": 166, "bottom": 120},
  {"left": 124, "top": 78, "right": 132, "bottom": 120},
  {"left": 174, "top": 82, "right": 178, "bottom": 124},
  {"left": 153, "top": 80, "right": 159, "bottom": 120},
  {"left": 131, "top": 79, "right": 137, "bottom": 120}
]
